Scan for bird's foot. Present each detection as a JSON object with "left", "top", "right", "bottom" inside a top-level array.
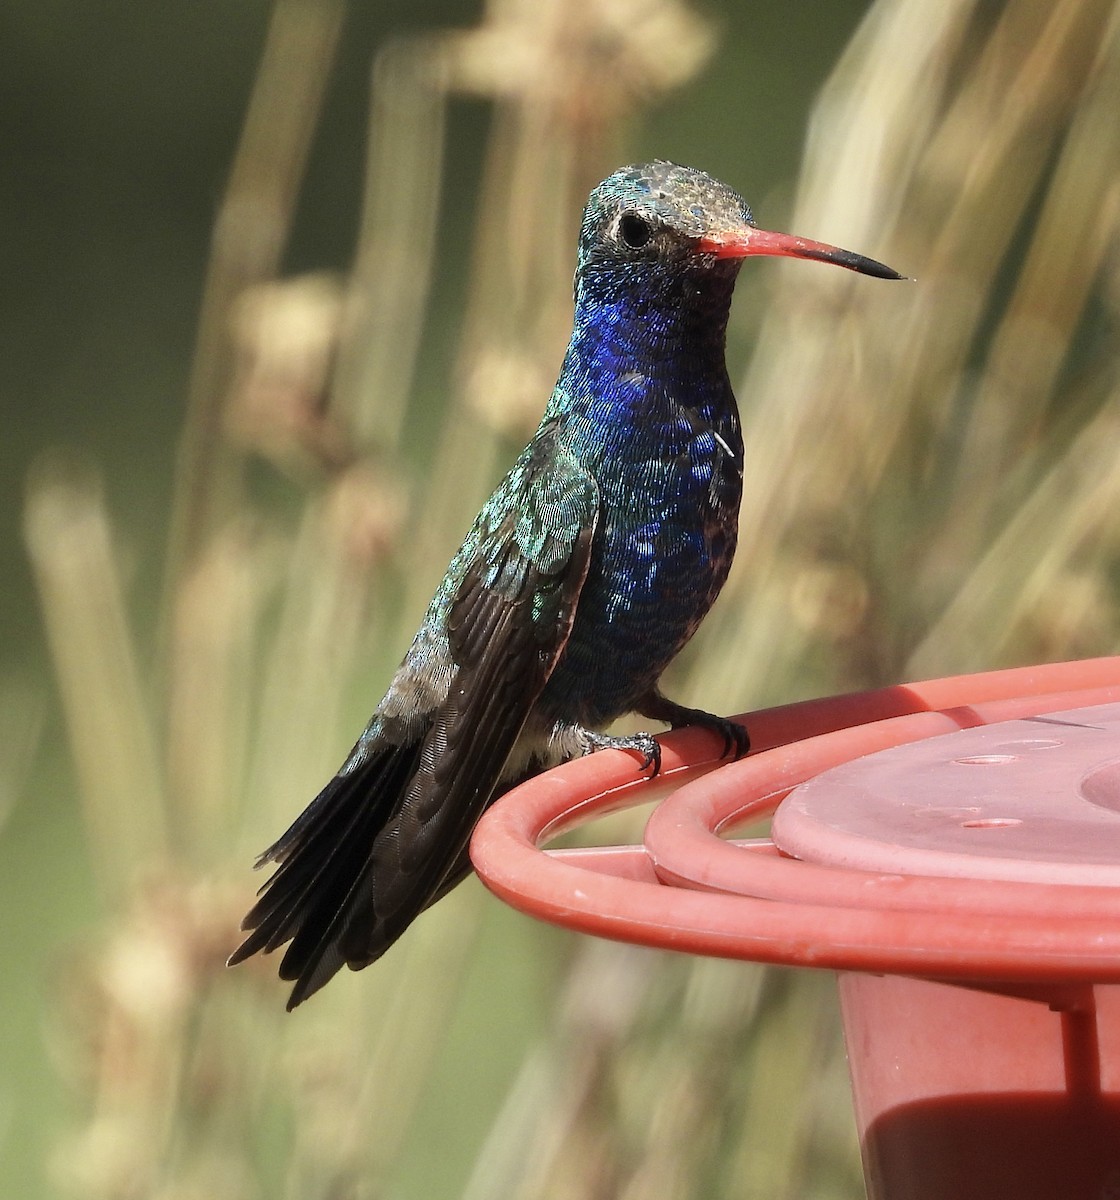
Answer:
[
  {"left": 635, "top": 691, "right": 750, "bottom": 760},
  {"left": 576, "top": 727, "right": 663, "bottom": 777}
]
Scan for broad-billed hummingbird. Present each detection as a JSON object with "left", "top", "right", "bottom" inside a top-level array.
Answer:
[{"left": 230, "top": 162, "right": 902, "bottom": 1008}]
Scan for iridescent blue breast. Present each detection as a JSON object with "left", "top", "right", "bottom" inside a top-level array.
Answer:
[{"left": 536, "top": 372, "right": 742, "bottom": 727}]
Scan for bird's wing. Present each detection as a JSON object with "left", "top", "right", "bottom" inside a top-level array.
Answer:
[
  {"left": 234, "top": 429, "right": 598, "bottom": 1009},
  {"left": 350, "top": 434, "right": 599, "bottom": 965}
]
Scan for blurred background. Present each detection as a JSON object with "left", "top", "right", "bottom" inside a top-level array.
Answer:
[{"left": 3, "top": 0, "right": 1120, "bottom": 1196}]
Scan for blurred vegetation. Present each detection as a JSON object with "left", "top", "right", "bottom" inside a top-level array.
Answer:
[{"left": 4, "top": 0, "right": 1120, "bottom": 1196}]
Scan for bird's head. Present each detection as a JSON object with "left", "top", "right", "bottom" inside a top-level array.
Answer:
[{"left": 575, "top": 161, "right": 901, "bottom": 311}]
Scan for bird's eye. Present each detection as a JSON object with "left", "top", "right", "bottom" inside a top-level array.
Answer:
[{"left": 618, "top": 212, "right": 653, "bottom": 249}]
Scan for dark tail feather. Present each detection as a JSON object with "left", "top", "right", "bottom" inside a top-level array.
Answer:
[{"left": 228, "top": 739, "right": 421, "bottom": 1010}]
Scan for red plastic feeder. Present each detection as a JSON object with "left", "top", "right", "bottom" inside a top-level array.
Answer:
[{"left": 470, "top": 658, "right": 1120, "bottom": 1200}]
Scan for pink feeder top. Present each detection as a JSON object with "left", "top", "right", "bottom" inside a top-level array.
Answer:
[{"left": 773, "top": 704, "right": 1120, "bottom": 888}]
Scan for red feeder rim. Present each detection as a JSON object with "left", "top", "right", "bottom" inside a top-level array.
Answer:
[{"left": 470, "top": 657, "right": 1120, "bottom": 988}]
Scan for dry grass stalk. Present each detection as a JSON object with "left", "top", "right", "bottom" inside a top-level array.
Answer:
[
  {"left": 467, "top": 0, "right": 1120, "bottom": 1196},
  {"left": 687, "top": 0, "right": 1120, "bottom": 716},
  {"left": 28, "top": 0, "right": 1120, "bottom": 1195},
  {"left": 30, "top": 1, "right": 726, "bottom": 1197},
  {"left": 24, "top": 457, "right": 167, "bottom": 898}
]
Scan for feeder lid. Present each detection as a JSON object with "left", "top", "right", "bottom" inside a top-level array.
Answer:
[{"left": 773, "top": 703, "right": 1120, "bottom": 888}]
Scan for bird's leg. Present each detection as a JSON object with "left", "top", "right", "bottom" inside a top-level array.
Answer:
[
  {"left": 574, "top": 726, "right": 664, "bottom": 777},
  {"left": 634, "top": 688, "right": 750, "bottom": 760}
]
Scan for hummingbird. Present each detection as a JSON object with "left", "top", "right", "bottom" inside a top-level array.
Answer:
[{"left": 230, "top": 161, "right": 902, "bottom": 1009}]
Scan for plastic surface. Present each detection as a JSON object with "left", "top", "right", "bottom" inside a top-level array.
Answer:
[
  {"left": 470, "top": 657, "right": 1120, "bottom": 1200},
  {"left": 840, "top": 974, "right": 1120, "bottom": 1200},
  {"left": 773, "top": 702, "right": 1120, "bottom": 886},
  {"left": 472, "top": 658, "right": 1120, "bottom": 983}
]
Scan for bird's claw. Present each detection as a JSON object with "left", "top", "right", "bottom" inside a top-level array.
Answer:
[
  {"left": 708, "top": 715, "right": 750, "bottom": 761},
  {"left": 577, "top": 729, "right": 663, "bottom": 777},
  {"left": 636, "top": 694, "right": 750, "bottom": 762},
  {"left": 574, "top": 706, "right": 749, "bottom": 780}
]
